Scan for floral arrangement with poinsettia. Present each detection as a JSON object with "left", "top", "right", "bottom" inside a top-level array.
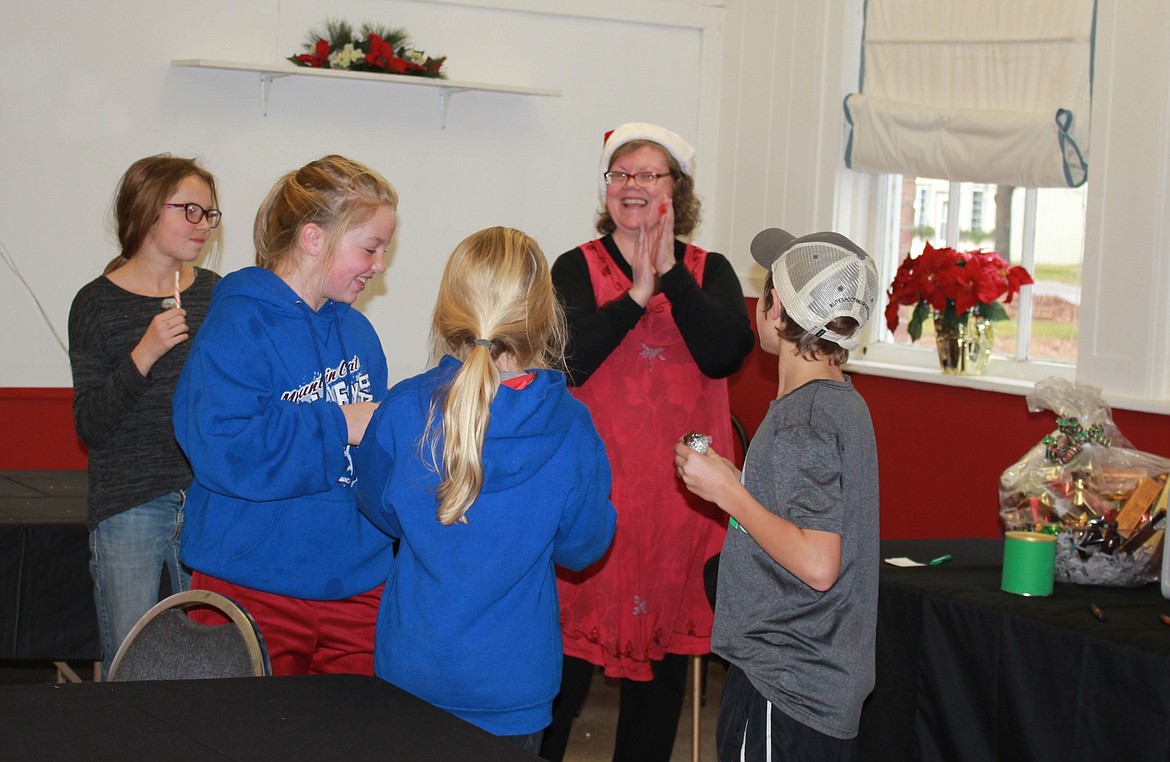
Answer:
[
  {"left": 885, "top": 243, "right": 1034, "bottom": 341},
  {"left": 289, "top": 19, "right": 446, "bottom": 78}
]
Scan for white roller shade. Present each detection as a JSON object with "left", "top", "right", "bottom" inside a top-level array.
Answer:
[{"left": 844, "top": 0, "right": 1095, "bottom": 188}]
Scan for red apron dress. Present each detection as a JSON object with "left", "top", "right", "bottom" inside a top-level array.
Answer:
[{"left": 557, "top": 239, "right": 731, "bottom": 681}]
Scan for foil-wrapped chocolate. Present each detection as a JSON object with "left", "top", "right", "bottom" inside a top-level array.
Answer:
[{"left": 682, "top": 431, "right": 712, "bottom": 455}]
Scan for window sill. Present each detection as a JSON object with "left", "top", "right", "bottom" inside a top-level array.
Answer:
[
  {"left": 845, "top": 354, "right": 1170, "bottom": 416},
  {"left": 844, "top": 357, "right": 1049, "bottom": 396}
]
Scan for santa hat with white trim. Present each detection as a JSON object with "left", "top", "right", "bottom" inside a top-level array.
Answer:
[{"left": 598, "top": 123, "right": 696, "bottom": 201}]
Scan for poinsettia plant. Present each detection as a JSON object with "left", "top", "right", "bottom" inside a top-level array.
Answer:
[
  {"left": 885, "top": 243, "right": 1034, "bottom": 341},
  {"left": 288, "top": 19, "right": 446, "bottom": 78}
]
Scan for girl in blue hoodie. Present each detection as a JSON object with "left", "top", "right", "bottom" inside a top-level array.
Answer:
[
  {"left": 354, "top": 227, "right": 617, "bottom": 752},
  {"left": 174, "top": 155, "right": 397, "bottom": 676}
]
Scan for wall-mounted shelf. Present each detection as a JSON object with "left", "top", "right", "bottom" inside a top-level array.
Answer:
[{"left": 171, "top": 59, "right": 561, "bottom": 127}]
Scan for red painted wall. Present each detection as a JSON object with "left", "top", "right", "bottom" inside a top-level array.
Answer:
[
  {"left": 4, "top": 302, "right": 1167, "bottom": 542},
  {"left": 0, "top": 388, "right": 87, "bottom": 469}
]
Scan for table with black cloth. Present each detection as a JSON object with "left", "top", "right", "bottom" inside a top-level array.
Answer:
[
  {"left": 0, "top": 471, "right": 99, "bottom": 666},
  {"left": 859, "top": 538, "right": 1170, "bottom": 762},
  {"left": 0, "top": 673, "right": 542, "bottom": 760}
]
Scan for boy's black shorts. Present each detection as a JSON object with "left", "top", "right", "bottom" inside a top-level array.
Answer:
[{"left": 716, "top": 664, "right": 858, "bottom": 762}]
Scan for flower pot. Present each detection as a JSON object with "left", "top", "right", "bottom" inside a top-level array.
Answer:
[{"left": 934, "top": 311, "right": 995, "bottom": 375}]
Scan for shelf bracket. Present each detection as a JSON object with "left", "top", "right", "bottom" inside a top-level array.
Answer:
[
  {"left": 438, "top": 88, "right": 471, "bottom": 129},
  {"left": 259, "top": 72, "right": 291, "bottom": 117}
]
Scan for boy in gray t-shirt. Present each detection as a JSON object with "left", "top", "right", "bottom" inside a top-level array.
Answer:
[{"left": 674, "top": 228, "right": 880, "bottom": 760}]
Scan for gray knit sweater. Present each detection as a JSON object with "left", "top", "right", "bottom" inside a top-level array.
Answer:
[{"left": 68, "top": 267, "right": 220, "bottom": 528}]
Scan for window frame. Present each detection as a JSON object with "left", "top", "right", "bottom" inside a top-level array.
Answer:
[{"left": 843, "top": 173, "right": 1076, "bottom": 388}]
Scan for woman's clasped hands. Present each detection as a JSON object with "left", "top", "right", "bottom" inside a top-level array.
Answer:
[{"left": 627, "top": 198, "right": 676, "bottom": 307}]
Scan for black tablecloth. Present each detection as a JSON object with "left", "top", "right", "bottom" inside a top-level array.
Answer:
[
  {"left": 0, "top": 674, "right": 541, "bottom": 760},
  {"left": 859, "top": 538, "right": 1170, "bottom": 762},
  {"left": 0, "top": 471, "right": 99, "bottom": 661}
]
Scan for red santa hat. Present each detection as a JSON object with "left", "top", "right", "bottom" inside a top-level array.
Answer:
[{"left": 598, "top": 122, "right": 696, "bottom": 200}]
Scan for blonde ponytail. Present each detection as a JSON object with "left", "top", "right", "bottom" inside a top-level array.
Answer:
[
  {"left": 426, "top": 227, "right": 566, "bottom": 525},
  {"left": 434, "top": 342, "right": 499, "bottom": 525}
]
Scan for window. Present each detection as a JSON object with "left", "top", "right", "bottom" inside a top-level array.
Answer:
[
  {"left": 913, "top": 186, "right": 930, "bottom": 234},
  {"left": 842, "top": 0, "right": 1094, "bottom": 382},
  {"left": 877, "top": 176, "right": 1084, "bottom": 366},
  {"left": 969, "top": 189, "right": 984, "bottom": 239}
]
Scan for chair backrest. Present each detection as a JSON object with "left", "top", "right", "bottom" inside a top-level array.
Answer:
[{"left": 107, "top": 589, "right": 271, "bottom": 681}]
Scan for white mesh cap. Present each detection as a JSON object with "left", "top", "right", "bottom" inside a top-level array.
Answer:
[{"left": 750, "top": 228, "right": 879, "bottom": 351}]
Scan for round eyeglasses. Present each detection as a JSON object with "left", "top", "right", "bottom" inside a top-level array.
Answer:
[
  {"left": 604, "top": 171, "right": 670, "bottom": 188},
  {"left": 164, "top": 202, "right": 222, "bottom": 229}
]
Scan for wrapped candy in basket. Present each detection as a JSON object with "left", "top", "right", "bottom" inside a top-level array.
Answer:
[{"left": 998, "top": 378, "right": 1169, "bottom": 587}]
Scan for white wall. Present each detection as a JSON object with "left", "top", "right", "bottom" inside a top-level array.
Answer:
[
  {"left": 5, "top": 0, "right": 1169, "bottom": 409},
  {"left": 0, "top": 0, "right": 723, "bottom": 387},
  {"left": 712, "top": 1, "right": 862, "bottom": 270},
  {"left": 1075, "top": 1, "right": 1170, "bottom": 406}
]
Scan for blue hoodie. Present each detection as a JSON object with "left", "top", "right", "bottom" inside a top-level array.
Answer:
[
  {"left": 354, "top": 355, "right": 616, "bottom": 736},
  {"left": 174, "top": 266, "right": 394, "bottom": 599}
]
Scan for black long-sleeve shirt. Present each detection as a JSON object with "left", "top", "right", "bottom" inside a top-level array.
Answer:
[
  {"left": 552, "top": 236, "right": 754, "bottom": 386},
  {"left": 68, "top": 268, "right": 219, "bottom": 527}
]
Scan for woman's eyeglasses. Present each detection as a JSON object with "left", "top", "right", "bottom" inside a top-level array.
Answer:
[
  {"left": 604, "top": 171, "right": 670, "bottom": 188},
  {"left": 164, "top": 202, "right": 222, "bottom": 229}
]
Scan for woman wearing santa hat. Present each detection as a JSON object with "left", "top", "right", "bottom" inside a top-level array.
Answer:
[{"left": 542, "top": 123, "right": 754, "bottom": 762}]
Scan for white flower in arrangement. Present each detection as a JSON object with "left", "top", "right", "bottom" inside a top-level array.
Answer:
[
  {"left": 402, "top": 48, "right": 426, "bottom": 66},
  {"left": 329, "top": 43, "right": 364, "bottom": 69}
]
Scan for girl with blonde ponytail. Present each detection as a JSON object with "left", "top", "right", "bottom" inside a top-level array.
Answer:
[
  {"left": 355, "top": 226, "right": 615, "bottom": 752},
  {"left": 429, "top": 226, "right": 568, "bottom": 525}
]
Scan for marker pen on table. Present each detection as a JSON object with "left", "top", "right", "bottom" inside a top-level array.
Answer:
[{"left": 928, "top": 555, "right": 951, "bottom": 566}]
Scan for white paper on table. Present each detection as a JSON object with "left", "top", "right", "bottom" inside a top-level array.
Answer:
[{"left": 883, "top": 557, "right": 926, "bottom": 567}]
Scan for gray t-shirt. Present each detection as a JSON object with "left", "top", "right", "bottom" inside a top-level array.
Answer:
[{"left": 712, "top": 376, "right": 879, "bottom": 739}]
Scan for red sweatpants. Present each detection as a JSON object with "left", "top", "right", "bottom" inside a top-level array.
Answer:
[{"left": 190, "top": 572, "right": 383, "bottom": 676}]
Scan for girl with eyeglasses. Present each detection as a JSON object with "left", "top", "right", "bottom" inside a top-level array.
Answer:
[{"left": 68, "top": 154, "right": 223, "bottom": 679}]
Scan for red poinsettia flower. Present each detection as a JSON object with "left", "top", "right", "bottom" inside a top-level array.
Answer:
[
  {"left": 885, "top": 242, "right": 1034, "bottom": 341},
  {"left": 969, "top": 254, "right": 1006, "bottom": 305},
  {"left": 987, "top": 253, "right": 1034, "bottom": 303},
  {"left": 296, "top": 38, "right": 331, "bottom": 68},
  {"left": 365, "top": 34, "right": 395, "bottom": 70},
  {"left": 883, "top": 300, "right": 902, "bottom": 334}
]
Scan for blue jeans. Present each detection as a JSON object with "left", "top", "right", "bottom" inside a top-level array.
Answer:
[{"left": 89, "top": 491, "right": 191, "bottom": 679}]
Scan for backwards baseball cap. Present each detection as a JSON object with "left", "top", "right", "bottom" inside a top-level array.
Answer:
[
  {"left": 599, "top": 122, "right": 696, "bottom": 201},
  {"left": 750, "top": 228, "right": 879, "bottom": 351}
]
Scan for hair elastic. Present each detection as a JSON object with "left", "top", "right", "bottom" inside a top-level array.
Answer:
[{"left": 472, "top": 338, "right": 494, "bottom": 348}]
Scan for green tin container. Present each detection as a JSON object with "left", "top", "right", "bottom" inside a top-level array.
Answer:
[{"left": 1001, "top": 531, "right": 1057, "bottom": 596}]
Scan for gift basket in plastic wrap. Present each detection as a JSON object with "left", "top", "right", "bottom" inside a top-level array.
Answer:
[{"left": 999, "top": 378, "right": 1168, "bottom": 587}]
